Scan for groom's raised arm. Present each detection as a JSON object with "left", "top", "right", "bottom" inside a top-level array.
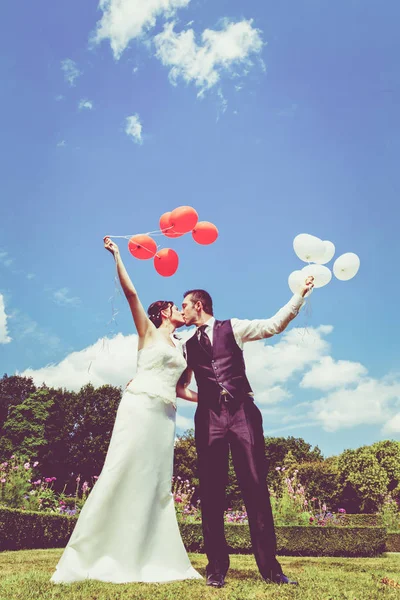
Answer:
[{"left": 231, "top": 293, "right": 305, "bottom": 345}]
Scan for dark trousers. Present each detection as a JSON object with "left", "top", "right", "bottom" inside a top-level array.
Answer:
[{"left": 195, "top": 397, "right": 282, "bottom": 580}]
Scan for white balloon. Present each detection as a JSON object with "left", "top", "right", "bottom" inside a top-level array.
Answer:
[
  {"left": 333, "top": 253, "right": 360, "bottom": 281},
  {"left": 302, "top": 264, "right": 332, "bottom": 288},
  {"left": 314, "top": 240, "right": 336, "bottom": 265},
  {"left": 288, "top": 270, "right": 305, "bottom": 294},
  {"left": 293, "top": 234, "right": 326, "bottom": 263}
]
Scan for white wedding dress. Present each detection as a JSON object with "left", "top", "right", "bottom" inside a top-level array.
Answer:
[{"left": 51, "top": 340, "right": 202, "bottom": 584}]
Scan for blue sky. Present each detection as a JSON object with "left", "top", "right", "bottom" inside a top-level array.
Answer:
[{"left": 1, "top": 0, "right": 399, "bottom": 458}]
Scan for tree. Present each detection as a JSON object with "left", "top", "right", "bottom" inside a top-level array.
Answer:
[
  {"left": 296, "top": 460, "right": 342, "bottom": 509},
  {"left": 41, "top": 387, "right": 79, "bottom": 490},
  {"left": 173, "top": 429, "right": 199, "bottom": 488},
  {"left": 265, "top": 436, "right": 324, "bottom": 489},
  {"left": 0, "top": 375, "right": 36, "bottom": 460},
  {"left": 68, "top": 384, "right": 122, "bottom": 487},
  {"left": 2, "top": 388, "right": 54, "bottom": 458},
  {"left": 337, "top": 443, "right": 400, "bottom": 512}
]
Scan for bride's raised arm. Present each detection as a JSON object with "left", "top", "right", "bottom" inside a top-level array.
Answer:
[{"left": 104, "top": 236, "right": 154, "bottom": 339}]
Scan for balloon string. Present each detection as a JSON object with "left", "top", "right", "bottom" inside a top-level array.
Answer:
[
  {"left": 106, "top": 226, "right": 190, "bottom": 240},
  {"left": 88, "top": 255, "right": 122, "bottom": 374}
]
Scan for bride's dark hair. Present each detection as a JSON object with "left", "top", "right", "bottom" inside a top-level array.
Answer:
[{"left": 147, "top": 300, "right": 174, "bottom": 328}]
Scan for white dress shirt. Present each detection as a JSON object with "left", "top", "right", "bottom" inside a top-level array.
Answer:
[{"left": 187, "top": 293, "right": 305, "bottom": 350}]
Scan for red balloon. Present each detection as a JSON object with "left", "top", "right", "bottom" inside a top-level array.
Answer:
[
  {"left": 159, "top": 212, "right": 183, "bottom": 238},
  {"left": 154, "top": 248, "right": 179, "bottom": 277},
  {"left": 170, "top": 206, "right": 198, "bottom": 234},
  {"left": 192, "top": 221, "right": 218, "bottom": 245},
  {"left": 128, "top": 234, "right": 157, "bottom": 260}
]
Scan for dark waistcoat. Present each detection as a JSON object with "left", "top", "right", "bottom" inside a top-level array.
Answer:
[{"left": 185, "top": 319, "right": 253, "bottom": 408}]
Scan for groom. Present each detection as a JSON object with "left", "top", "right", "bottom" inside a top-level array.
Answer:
[{"left": 181, "top": 278, "right": 314, "bottom": 587}]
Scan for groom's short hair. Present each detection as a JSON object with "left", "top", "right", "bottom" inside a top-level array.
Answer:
[{"left": 183, "top": 289, "right": 213, "bottom": 315}]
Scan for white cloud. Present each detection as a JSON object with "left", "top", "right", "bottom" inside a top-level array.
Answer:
[
  {"left": 154, "top": 19, "right": 264, "bottom": 95},
  {"left": 94, "top": 0, "right": 191, "bottom": 59},
  {"left": 26, "top": 273, "right": 35, "bottom": 280},
  {"left": 11, "top": 319, "right": 400, "bottom": 440},
  {"left": 0, "top": 250, "right": 14, "bottom": 268},
  {"left": 61, "top": 59, "right": 82, "bottom": 86},
  {"left": 79, "top": 99, "right": 93, "bottom": 110},
  {"left": 244, "top": 325, "right": 332, "bottom": 393},
  {"left": 57, "top": 140, "right": 66, "bottom": 148},
  {"left": 125, "top": 114, "right": 143, "bottom": 143},
  {"left": 309, "top": 379, "right": 400, "bottom": 433},
  {"left": 53, "top": 288, "right": 81, "bottom": 307},
  {"left": 0, "top": 294, "right": 12, "bottom": 344},
  {"left": 19, "top": 333, "right": 138, "bottom": 391},
  {"left": 383, "top": 413, "right": 400, "bottom": 435},
  {"left": 300, "top": 356, "right": 368, "bottom": 391}
]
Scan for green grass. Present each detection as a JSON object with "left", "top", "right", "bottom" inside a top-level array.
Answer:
[{"left": 0, "top": 550, "right": 400, "bottom": 600}]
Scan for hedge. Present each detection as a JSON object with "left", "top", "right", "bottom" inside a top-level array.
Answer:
[
  {"left": 340, "top": 513, "right": 383, "bottom": 527},
  {"left": 386, "top": 532, "right": 400, "bottom": 552},
  {"left": 179, "top": 522, "right": 387, "bottom": 557},
  {"left": 0, "top": 508, "right": 389, "bottom": 556}
]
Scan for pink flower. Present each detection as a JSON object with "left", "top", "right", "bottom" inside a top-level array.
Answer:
[
  {"left": 322, "top": 504, "right": 327, "bottom": 512},
  {"left": 24, "top": 463, "right": 30, "bottom": 470},
  {"left": 338, "top": 508, "right": 346, "bottom": 514},
  {"left": 175, "top": 496, "right": 182, "bottom": 503},
  {"left": 281, "top": 467, "right": 286, "bottom": 472},
  {"left": 311, "top": 497, "right": 317, "bottom": 502},
  {"left": 1, "top": 478, "right": 6, "bottom": 483},
  {"left": 309, "top": 517, "right": 314, "bottom": 522},
  {"left": 10, "top": 455, "right": 15, "bottom": 459},
  {"left": 93, "top": 476, "right": 99, "bottom": 480},
  {"left": 51, "top": 477, "right": 57, "bottom": 481},
  {"left": 1, "top": 462, "right": 8, "bottom": 468},
  {"left": 33, "top": 462, "right": 39, "bottom": 467},
  {"left": 45, "top": 478, "right": 52, "bottom": 483},
  {"left": 275, "top": 467, "right": 281, "bottom": 471}
]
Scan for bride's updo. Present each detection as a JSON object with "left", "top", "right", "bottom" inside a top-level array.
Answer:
[{"left": 147, "top": 300, "right": 174, "bottom": 328}]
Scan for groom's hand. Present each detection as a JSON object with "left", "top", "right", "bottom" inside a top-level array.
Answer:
[{"left": 300, "top": 276, "right": 314, "bottom": 297}]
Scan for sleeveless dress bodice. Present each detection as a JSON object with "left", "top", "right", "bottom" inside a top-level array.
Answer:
[{"left": 126, "top": 341, "right": 187, "bottom": 408}]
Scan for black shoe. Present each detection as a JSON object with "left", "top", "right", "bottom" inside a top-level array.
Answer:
[
  {"left": 206, "top": 573, "right": 225, "bottom": 588},
  {"left": 265, "top": 573, "right": 298, "bottom": 585}
]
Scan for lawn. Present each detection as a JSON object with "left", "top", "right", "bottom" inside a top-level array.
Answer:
[{"left": 0, "top": 550, "right": 399, "bottom": 600}]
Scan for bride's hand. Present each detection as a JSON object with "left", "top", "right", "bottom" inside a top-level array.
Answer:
[{"left": 104, "top": 236, "right": 119, "bottom": 256}]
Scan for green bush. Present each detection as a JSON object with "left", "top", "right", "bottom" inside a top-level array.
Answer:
[
  {"left": 0, "top": 508, "right": 386, "bottom": 557},
  {"left": 0, "top": 507, "right": 75, "bottom": 551},
  {"left": 386, "top": 532, "right": 400, "bottom": 552},
  {"left": 276, "top": 526, "right": 386, "bottom": 557},
  {"left": 340, "top": 513, "right": 384, "bottom": 526}
]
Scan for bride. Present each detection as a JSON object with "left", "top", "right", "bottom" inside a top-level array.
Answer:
[{"left": 50, "top": 237, "right": 202, "bottom": 584}]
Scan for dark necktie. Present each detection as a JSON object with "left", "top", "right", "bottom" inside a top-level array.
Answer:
[{"left": 198, "top": 324, "right": 212, "bottom": 353}]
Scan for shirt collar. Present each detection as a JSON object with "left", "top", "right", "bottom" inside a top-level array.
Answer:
[{"left": 197, "top": 316, "right": 215, "bottom": 330}]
